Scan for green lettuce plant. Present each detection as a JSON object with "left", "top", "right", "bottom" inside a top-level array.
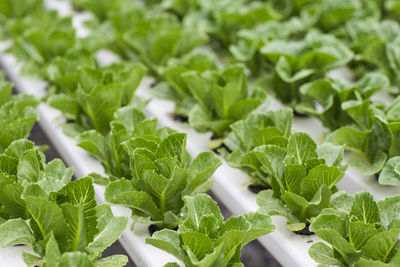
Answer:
[
  {"left": 0, "top": 0, "right": 43, "bottom": 21},
  {"left": 183, "top": 64, "right": 268, "bottom": 139},
  {"left": 260, "top": 30, "right": 353, "bottom": 107},
  {"left": 297, "top": 73, "right": 389, "bottom": 130},
  {"left": 309, "top": 191, "right": 400, "bottom": 266},
  {"left": 221, "top": 108, "right": 292, "bottom": 186},
  {"left": 0, "top": 138, "right": 128, "bottom": 267},
  {"left": 153, "top": 52, "right": 218, "bottom": 117},
  {"left": 47, "top": 62, "right": 146, "bottom": 136},
  {"left": 3, "top": 11, "right": 77, "bottom": 76},
  {"left": 77, "top": 106, "right": 167, "bottom": 181},
  {"left": 229, "top": 18, "right": 307, "bottom": 76},
  {"left": 300, "top": 0, "right": 380, "bottom": 32},
  {"left": 147, "top": 193, "right": 275, "bottom": 267},
  {"left": 104, "top": 132, "right": 221, "bottom": 229},
  {"left": 339, "top": 19, "right": 400, "bottom": 94},
  {"left": 255, "top": 132, "right": 346, "bottom": 232},
  {"left": 329, "top": 96, "right": 400, "bottom": 177},
  {"left": 0, "top": 73, "right": 38, "bottom": 153}
]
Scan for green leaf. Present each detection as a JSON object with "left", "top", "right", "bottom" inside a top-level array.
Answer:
[
  {"left": 286, "top": 132, "right": 317, "bottom": 165},
  {"left": 183, "top": 194, "right": 224, "bottom": 231},
  {"left": 361, "top": 229, "right": 400, "bottom": 263},
  {"left": 252, "top": 145, "right": 287, "bottom": 179},
  {"left": 95, "top": 255, "right": 128, "bottom": 267},
  {"left": 0, "top": 218, "right": 34, "bottom": 248},
  {"left": 379, "top": 156, "right": 400, "bottom": 186},
  {"left": 349, "top": 221, "right": 377, "bottom": 250},
  {"left": 44, "top": 233, "right": 61, "bottom": 266},
  {"left": 56, "top": 177, "right": 98, "bottom": 250},
  {"left": 186, "top": 151, "right": 221, "bottom": 195},
  {"left": 349, "top": 150, "right": 387, "bottom": 176},
  {"left": 309, "top": 242, "right": 345, "bottom": 266},
  {"left": 86, "top": 204, "right": 128, "bottom": 260},
  {"left": 181, "top": 231, "right": 213, "bottom": 262},
  {"left": 58, "top": 251, "right": 94, "bottom": 267},
  {"left": 105, "top": 179, "right": 161, "bottom": 221},
  {"left": 25, "top": 196, "right": 68, "bottom": 247},
  {"left": 146, "top": 229, "right": 184, "bottom": 261},
  {"left": 377, "top": 194, "right": 400, "bottom": 230},
  {"left": 300, "top": 165, "right": 343, "bottom": 201},
  {"left": 349, "top": 192, "right": 380, "bottom": 225}
]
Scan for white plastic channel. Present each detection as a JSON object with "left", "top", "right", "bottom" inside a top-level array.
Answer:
[{"left": 0, "top": 51, "right": 179, "bottom": 267}]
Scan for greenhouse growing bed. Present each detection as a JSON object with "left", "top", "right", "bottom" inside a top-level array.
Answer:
[
  {"left": 3, "top": 47, "right": 400, "bottom": 267},
  {"left": 3, "top": 0, "right": 400, "bottom": 267}
]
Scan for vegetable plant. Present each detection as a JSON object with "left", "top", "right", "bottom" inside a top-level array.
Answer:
[
  {"left": 0, "top": 138, "right": 128, "bottom": 266},
  {"left": 0, "top": 73, "right": 38, "bottom": 153},
  {"left": 229, "top": 18, "right": 307, "bottom": 76},
  {"left": 255, "top": 132, "right": 346, "bottom": 232},
  {"left": 260, "top": 30, "right": 353, "bottom": 108},
  {"left": 3, "top": 11, "right": 77, "bottom": 76},
  {"left": 297, "top": 73, "right": 389, "bottom": 130},
  {"left": 309, "top": 191, "right": 400, "bottom": 266},
  {"left": 77, "top": 106, "right": 163, "bottom": 181},
  {"left": 147, "top": 193, "right": 275, "bottom": 267},
  {"left": 339, "top": 19, "right": 400, "bottom": 94},
  {"left": 0, "top": 0, "right": 43, "bottom": 21},
  {"left": 104, "top": 132, "right": 221, "bottom": 229},
  {"left": 328, "top": 96, "right": 400, "bottom": 178},
  {"left": 183, "top": 64, "right": 268, "bottom": 139},
  {"left": 221, "top": 108, "right": 292, "bottom": 186},
  {"left": 103, "top": 7, "right": 208, "bottom": 76},
  {"left": 153, "top": 52, "right": 218, "bottom": 117},
  {"left": 47, "top": 62, "right": 146, "bottom": 136}
]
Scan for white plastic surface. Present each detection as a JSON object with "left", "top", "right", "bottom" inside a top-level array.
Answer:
[{"left": 0, "top": 246, "right": 33, "bottom": 267}]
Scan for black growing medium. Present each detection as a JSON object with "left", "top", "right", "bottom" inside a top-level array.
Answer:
[
  {"left": 247, "top": 184, "right": 270, "bottom": 194},
  {"left": 293, "top": 110, "right": 309, "bottom": 118},
  {"left": 170, "top": 113, "right": 189, "bottom": 123},
  {"left": 294, "top": 224, "right": 314, "bottom": 236}
]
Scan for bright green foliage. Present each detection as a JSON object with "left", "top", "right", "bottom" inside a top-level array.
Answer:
[
  {"left": 0, "top": 73, "right": 38, "bottom": 153},
  {"left": 0, "top": 0, "right": 43, "bottom": 21},
  {"left": 297, "top": 73, "right": 389, "bottom": 130},
  {"left": 3, "top": 11, "right": 77, "bottom": 76},
  {"left": 309, "top": 191, "right": 400, "bottom": 266},
  {"left": 201, "top": 0, "right": 283, "bottom": 48},
  {"left": 104, "top": 132, "right": 222, "bottom": 229},
  {"left": 329, "top": 95, "right": 400, "bottom": 177},
  {"left": 230, "top": 18, "right": 307, "bottom": 76},
  {"left": 146, "top": 194, "right": 275, "bottom": 267},
  {"left": 93, "top": 6, "right": 208, "bottom": 76},
  {"left": 221, "top": 108, "right": 292, "bottom": 186},
  {"left": 45, "top": 48, "right": 98, "bottom": 94},
  {"left": 47, "top": 63, "right": 146, "bottom": 136},
  {"left": 338, "top": 19, "right": 400, "bottom": 95},
  {"left": 255, "top": 132, "right": 346, "bottom": 231},
  {"left": 300, "top": 0, "right": 380, "bottom": 32},
  {"left": 184, "top": 64, "right": 267, "bottom": 138},
  {"left": 153, "top": 52, "right": 218, "bottom": 116},
  {"left": 0, "top": 139, "right": 128, "bottom": 266},
  {"left": 260, "top": 30, "right": 353, "bottom": 107},
  {"left": 77, "top": 107, "right": 163, "bottom": 181},
  {"left": 71, "top": 0, "right": 130, "bottom": 22}
]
